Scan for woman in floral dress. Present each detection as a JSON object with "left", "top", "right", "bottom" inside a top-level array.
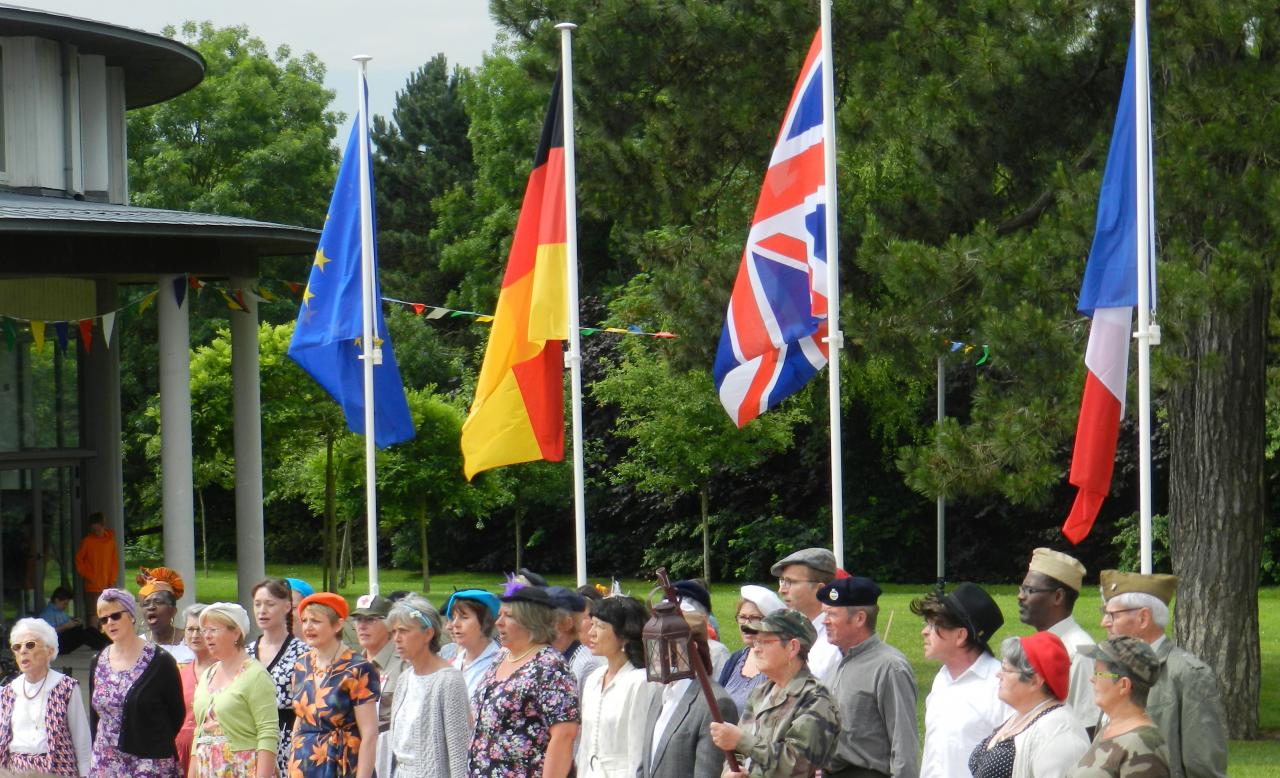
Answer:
[
  {"left": 247, "top": 579, "right": 308, "bottom": 776},
  {"left": 90, "top": 588, "right": 185, "bottom": 778},
  {"left": 469, "top": 585, "right": 579, "bottom": 778},
  {"left": 288, "top": 593, "right": 379, "bottom": 778}
]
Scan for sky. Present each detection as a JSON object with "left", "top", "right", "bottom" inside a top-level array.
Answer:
[{"left": 20, "top": 1, "right": 501, "bottom": 144}]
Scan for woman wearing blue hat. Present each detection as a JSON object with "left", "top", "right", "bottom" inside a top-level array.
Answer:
[{"left": 443, "top": 590, "right": 501, "bottom": 707}]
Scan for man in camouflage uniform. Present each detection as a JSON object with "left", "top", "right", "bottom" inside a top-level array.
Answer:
[
  {"left": 1069, "top": 636, "right": 1171, "bottom": 777},
  {"left": 710, "top": 609, "right": 841, "bottom": 777},
  {"left": 1099, "top": 571, "right": 1226, "bottom": 778}
]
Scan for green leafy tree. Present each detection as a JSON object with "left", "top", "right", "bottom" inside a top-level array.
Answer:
[
  {"left": 593, "top": 346, "right": 802, "bottom": 582},
  {"left": 127, "top": 21, "right": 339, "bottom": 227},
  {"left": 377, "top": 389, "right": 511, "bottom": 591},
  {"left": 373, "top": 55, "right": 474, "bottom": 304}
]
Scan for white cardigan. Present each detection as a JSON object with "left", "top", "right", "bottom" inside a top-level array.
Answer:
[{"left": 1012, "top": 704, "right": 1090, "bottom": 778}]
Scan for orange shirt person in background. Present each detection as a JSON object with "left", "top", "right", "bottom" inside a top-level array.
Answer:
[{"left": 74, "top": 513, "right": 119, "bottom": 627}]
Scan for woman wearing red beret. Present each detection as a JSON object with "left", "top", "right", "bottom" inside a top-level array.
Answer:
[{"left": 968, "top": 631, "right": 1089, "bottom": 778}]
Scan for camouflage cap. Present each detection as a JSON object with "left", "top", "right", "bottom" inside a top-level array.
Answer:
[
  {"left": 742, "top": 608, "right": 817, "bottom": 650},
  {"left": 770, "top": 548, "right": 838, "bottom": 578},
  {"left": 1079, "top": 635, "right": 1160, "bottom": 686},
  {"left": 1098, "top": 570, "right": 1178, "bottom": 605}
]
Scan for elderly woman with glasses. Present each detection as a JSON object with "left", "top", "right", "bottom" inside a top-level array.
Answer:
[
  {"left": 178, "top": 604, "right": 217, "bottom": 776},
  {"left": 190, "top": 602, "right": 278, "bottom": 778},
  {"left": 718, "top": 585, "right": 786, "bottom": 713},
  {"left": 968, "top": 632, "right": 1088, "bottom": 778},
  {"left": 0, "top": 618, "right": 92, "bottom": 776},
  {"left": 384, "top": 595, "right": 469, "bottom": 777},
  {"left": 90, "top": 587, "right": 186, "bottom": 777},
  {"left": 1066, "top": 637, "right": 1170, "bottom": 778}
]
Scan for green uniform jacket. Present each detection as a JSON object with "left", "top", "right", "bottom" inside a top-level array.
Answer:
[
  {"left": 1146, "top": 639, "right": 1227, "bottom": 778},
  {"left": 729, "top": 667, "right": 841, "bottom": 778}
]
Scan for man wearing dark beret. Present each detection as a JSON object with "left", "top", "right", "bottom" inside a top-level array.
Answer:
[{"left": 821, "top": 577, "right": 919, "bottom": 778}]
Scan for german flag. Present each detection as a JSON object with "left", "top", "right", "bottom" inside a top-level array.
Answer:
[{"left": 462, "top": 76, "right": 568, "bottom": 479}]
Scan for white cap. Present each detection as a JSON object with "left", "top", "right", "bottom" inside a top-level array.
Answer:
[{"left": 740, "top": 584, "right": 785, "bottom": 616}]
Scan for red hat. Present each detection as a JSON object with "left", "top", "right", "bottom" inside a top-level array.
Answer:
[
  {"left": 297, "top": 592, "right": 349, "bottom": 621},
  {"left": 1020, "top": 631, "right": 1070, "bottom": 701}
]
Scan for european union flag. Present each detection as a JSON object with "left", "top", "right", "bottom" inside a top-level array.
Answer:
[{"left": 288, "top": 115, "right": 414, "bottom": 448}]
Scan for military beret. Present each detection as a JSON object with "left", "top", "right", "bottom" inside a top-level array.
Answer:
[
  {"left": 770, "top": 548, "right": 837, "bottom": 578},
  {"left": 742, "top": 609, "right": 816, "bottom": 650},
  {"left": 817, "top": 576, "right": 881, "bottom": 607},
  {"left": 545, "top": 586, "right": 588, "bottom": 613},
  {"left": 674, "top": 580, "right": 713, "bottom": 614},
  {"left": 1028, "top": 548, "right": 1087, "bottom": 591},
  {"left": 1099, "top": 570, "right": 1178, "bottom": 605}
]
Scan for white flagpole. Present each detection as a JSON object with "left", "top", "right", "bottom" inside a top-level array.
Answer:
[
  {"left": 819, "top": 0, "right": 845, "bottom": 568},
  {"left": 354, "top": 55, "right": 380, "bottom": 595},
  {"left": 556, "top": 22, "right": 588, "bottom": 587},
  {"left": 1133, "top": 5, "right": 1154, "bottom": 575}
]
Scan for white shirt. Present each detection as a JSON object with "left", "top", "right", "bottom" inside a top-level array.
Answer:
[
  {"left": 1010, "top": 704, "right": 1089, "bottom": 778},
  {"left": 650, "top": 678, "right": 694, "bottom": 763},
  {"left": 807, "top": 612, "right": 841, "bottom": 682},
  {"left": 577, "top": 663, "right": 656, "bottom": 778},
  {"left": 8, "top": 670, "right": 93, "bottom": 777},
  {"left": 708, "top": 640, "right": 730, "bottom": 680},
  {"left": 1047, "top": 616, "right": 1101, "bottom": 732},
  {"left": 451, "top": 639, "right": 500, "bottom": 707},
  {"left": 920, "top": 653, "right": 1011, "bottom": 778}
]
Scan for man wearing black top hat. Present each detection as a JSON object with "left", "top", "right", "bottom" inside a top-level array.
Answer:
[
  {"left": 821, "top": 577, "right": 919, "bottom": 778},
  {"left": 909, "top": 583, "right": 1010, "bottom": 778}
]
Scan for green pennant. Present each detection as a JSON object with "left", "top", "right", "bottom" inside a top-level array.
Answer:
[
  {"left": 976, "top": 345, "right": 990, "bottom": 366},
  {"left": 2, "top": 318, "right": 15, "bottom": 352}
]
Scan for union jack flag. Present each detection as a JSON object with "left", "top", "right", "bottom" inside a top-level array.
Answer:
[{"left": 714, "top": 30, "right": 830, "bottom": 427}]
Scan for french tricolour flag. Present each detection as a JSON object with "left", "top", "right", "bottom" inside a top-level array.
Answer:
[
  {"left": 714, "top": 30, "right": 829, "bottom": 427},
  {"left": 1062, "top": 33, "right": 1156, "bottom": 545}
]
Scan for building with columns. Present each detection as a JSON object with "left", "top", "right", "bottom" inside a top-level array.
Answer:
[{"left": 0, "top": 5, "right": 316, "bottom": 615}]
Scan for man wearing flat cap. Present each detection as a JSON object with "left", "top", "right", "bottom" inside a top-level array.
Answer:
[
  {"left": 1017, "top": 547, "right": 1100, "bottom": 733},
  {"left": 1099, "top": 570, "right": 1227, "bottom": 778},
  {"left": 771, "top": 548, "right": 842, "bottom": 681},
  {"left": 710, "top": 610, "right": 840, "bottom": 777},
  {"left": 821, "top": 577, "right": 918, "bottom": 778},
  {"left": 910, "top": 583, "right": 1010, "bottom": 778},
  {"left": 545, "top": 585, "right": 603, "bottom": 693}
]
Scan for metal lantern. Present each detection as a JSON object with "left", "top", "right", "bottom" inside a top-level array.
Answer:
[{"left": 642, "top": 596, "right": 694, "bottom": 683}]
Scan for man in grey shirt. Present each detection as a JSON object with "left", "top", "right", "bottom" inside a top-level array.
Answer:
[{"left": 820, "top": 576, "right": 919, "bottom": 778}]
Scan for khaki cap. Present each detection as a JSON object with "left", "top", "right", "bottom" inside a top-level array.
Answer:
[
  {"left": 770, "top": 548, "right": 837, "bottom": 578},
  {"left": 1099, "top": 570, "right": 1178, "bottom": 605},
  {"left": 742, "top": 609, "right": 817, "bottom": 650},
  {"left": 1028, "top": 548, "right": 1087, "bottom": 591}
]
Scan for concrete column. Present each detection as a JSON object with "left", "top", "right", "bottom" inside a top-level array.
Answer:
[
  {"left": 157, "top": 275, "right": 195, "bottom": 607},
  {"left": 230, "top": 277, "right": 265, "bottom": 606},
  {"left": 83, "top": 280, "right": 125, "bottom": 590}
]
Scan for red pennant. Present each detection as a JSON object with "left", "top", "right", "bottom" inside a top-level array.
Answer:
[
  {"left": 188, "top": 275, "right": 204, "bottom": 289},
  {"left": 285, "top": 281, "right": 302, "bottom": 294},
  {"left": 413, "top": 303, "right": 425, "bottom": 316},
  {"left": 234, "top": 290, "right": 249, "bottom": 312},
  {"left": 78, "top": 319, "right": 93, "bottom": 353}
]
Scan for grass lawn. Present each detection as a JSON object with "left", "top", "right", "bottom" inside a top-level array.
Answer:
[{"left": 183, "top": 562, "right": 1280, "bottom": 775}]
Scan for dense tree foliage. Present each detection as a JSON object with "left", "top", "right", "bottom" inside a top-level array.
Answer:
[{"left": 120, "top": 5, "right": 1280, "bottom": 736}]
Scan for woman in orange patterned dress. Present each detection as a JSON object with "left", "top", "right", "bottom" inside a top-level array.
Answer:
[{"left": 287, "top": 594, "right": 379, "bottom": 778}]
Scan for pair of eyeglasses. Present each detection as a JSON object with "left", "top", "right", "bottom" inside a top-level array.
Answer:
[
  {"left": 100, "top": 611, "right": 129, "bottom": 623},
  {"left": 10, "top": 641, "right": 39, "bottom": 653},
  {"left": 1018, "top": 585, "right": 1060, "bottom": 596},
  {"left": 777, "top": 577, "right": 818, "bottom": 588},
  {"left": 1099, "top": 606, "right": 1141, "bottom": 620},
  {"left": 1093, "top": 670, "right": 1123, "bottom": 680}
]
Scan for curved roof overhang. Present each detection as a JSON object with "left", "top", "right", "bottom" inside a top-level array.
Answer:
[
  {"left": 0, "top": 4, "right": 204, "bottom": 108},
  {"left": 0, "top": 193, "right": 318, "bottom": 280}
]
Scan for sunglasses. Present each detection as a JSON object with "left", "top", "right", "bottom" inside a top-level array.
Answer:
[
  {"left": 99, "top": 610, "right": 129, "bottom": 623},
  {"left": 10, "top": 641, "right": 39, "bottom": 653}
]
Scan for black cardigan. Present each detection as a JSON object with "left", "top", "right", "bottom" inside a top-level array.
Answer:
[{"left": 89, "top": 644, "right": 186, "bottom": 759}]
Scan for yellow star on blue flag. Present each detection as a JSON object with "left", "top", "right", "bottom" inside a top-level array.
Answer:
[{"left": 287, "top": 96, "right": 414, "bottom": 448}]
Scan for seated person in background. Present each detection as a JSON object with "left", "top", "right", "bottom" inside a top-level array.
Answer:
[{"left": 38, "top": 586, "right": 109, "bottom": 655}]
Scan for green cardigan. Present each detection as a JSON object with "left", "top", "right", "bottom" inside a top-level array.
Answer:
[{"left": 192, "top": 658, "right": 280, "bottom": 755}]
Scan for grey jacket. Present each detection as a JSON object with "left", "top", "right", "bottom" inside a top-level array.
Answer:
[
  {"left": 1146, "top": 638, "right": 1227, "bottom": 778},
  {"left": 639, "top": 680, "right": 739, "bottom": 778}
]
